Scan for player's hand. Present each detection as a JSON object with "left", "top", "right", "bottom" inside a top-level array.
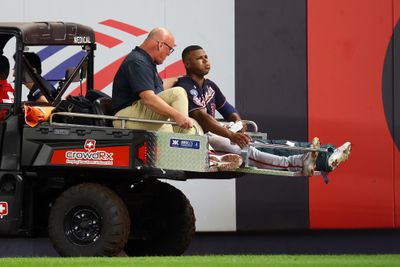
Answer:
[
  {"left": 174, "top": 113, "right": 193, "bottom": 129},
  {"left": 229, "top": 132, "right": 250, "bottom": 148}
]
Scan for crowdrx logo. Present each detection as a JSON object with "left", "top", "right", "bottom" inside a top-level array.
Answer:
[
  {"left": 51, "top": 140, "right": 130, "bottom": 167},
  {"left": 0, "top": 202, "right": 8, "bottom": 219},
  {"left": 65, "top": 139, "right": 114, "bottom": 165}
]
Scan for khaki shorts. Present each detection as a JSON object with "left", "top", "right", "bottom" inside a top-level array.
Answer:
[{"left": 113, "top": 87, "right": 203, "bottom": 135}]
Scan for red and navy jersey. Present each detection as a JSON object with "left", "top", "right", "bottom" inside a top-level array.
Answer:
[
  {"left": 176, "top": 76, "right": 227, "bottom": 118},
  {"left": 0, "top": 80, "right": 14, "bottom": 103},
  {"left": 0, "top": 80, "right": 14, "bottom": 120}
]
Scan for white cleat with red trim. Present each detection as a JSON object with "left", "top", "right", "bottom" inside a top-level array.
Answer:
[{"left": 328, "top": 142, "right": 352, "bottom": 171}]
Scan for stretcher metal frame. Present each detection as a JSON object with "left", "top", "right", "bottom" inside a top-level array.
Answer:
[{"left": 49, "top": 112, "right": 325, "bottom": 178}]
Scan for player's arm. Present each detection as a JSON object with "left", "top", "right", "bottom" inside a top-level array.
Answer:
[
  {"left": 162, "top": 77, "right": 179, "bottom": 89},
  {"left": 218, "top": 101, "right": 247, "bottom": 132},
  {"left": 190, "top": 108, "right": 249, "bottom": 148},
  {"left": 36, "top": 95, "right": 49, "bottom": 103},
  {"left": 227, "top": 112, "right": 241, "bottom": 123}
]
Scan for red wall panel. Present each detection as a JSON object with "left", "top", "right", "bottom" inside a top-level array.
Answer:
[{"left": 308, "top": 0, "right": 395, "bottom": 228}]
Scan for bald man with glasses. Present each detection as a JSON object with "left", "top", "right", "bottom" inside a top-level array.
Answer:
[{"left": 112, "top": 27, "right": 199, "bottom": 134}]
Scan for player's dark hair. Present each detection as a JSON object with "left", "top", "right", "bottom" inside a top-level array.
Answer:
[
  {"left": 182, "top": 45, "right": 203, "bottom": 62},
  {"left": 23, "top": 52, "right": 42, "bottom": 74},
  {"left": 0, "top": 55, "right": 10, "bottom": 80}
]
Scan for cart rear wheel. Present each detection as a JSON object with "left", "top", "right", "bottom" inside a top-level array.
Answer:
[
  {"left": 48, "top": 183, "right": 130, "bottom": 256},
  {"left": 124, "top": 179, "right": 195, "bottom": 256}
]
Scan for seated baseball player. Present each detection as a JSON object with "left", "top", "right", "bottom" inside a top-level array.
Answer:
[{"left": 176, "top": 45, "right": 351, "bottom": 175}]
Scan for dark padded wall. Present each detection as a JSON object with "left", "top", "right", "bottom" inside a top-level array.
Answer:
[
  {"left": 382, "top": 20, "right": 399, "bottom": 154},
  {"left": 395, "top": 21, "right": 400, "bottom": 152},
  {"left": 235, "top": 0, "right": 309, "bottom": 230}
]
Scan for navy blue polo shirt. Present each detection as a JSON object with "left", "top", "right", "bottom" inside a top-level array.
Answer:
[
  {"left": 176, "top": 76, "right": 227, "bottom": 118},
  {"left": 112, "top": 46, "right": 163, "bottom": 114},
  {"left": 27, "top": 81, "right": 57, "bottom": 102}
]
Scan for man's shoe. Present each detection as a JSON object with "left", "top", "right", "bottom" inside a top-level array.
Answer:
[
  {"left": 302, "top": 137, "right": 320, "bottom": 176},
  {"left": 328, "top": 142, "right": 352, "bottom": 171},
  {"left": 210, "top": 154, "right": 243, "bottom": 171}
]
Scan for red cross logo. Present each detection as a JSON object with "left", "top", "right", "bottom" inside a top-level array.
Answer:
[
  {"left": 0, "top": 202, "right": 8, "bottom": 219},
  {"left": 84, "top": 139, "right": 96, "bottom": 152}
]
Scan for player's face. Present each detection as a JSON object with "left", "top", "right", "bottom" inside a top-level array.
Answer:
[{"left": 188, "top": 49, "right": 210, "bottom": 76}]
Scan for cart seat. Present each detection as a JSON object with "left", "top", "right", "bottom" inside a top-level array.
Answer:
[{"left": 92, "top": 96, "right": 113, "bottom": 126}]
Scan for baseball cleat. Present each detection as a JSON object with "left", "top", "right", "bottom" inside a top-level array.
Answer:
[{"left": 328, "top": 141, "right": 352, "bottom": 171}]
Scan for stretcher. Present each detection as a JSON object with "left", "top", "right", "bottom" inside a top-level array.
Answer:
[{"left": 49, "top": 112, "right": 328, "bottom": 180}]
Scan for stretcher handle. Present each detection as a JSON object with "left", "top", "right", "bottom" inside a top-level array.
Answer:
[{"left": 49, "top": 112, "right": 200, "bottom": 134}]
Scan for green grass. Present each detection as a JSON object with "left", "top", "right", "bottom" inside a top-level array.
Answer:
[{"left": 0, "top": 255, "right": 400, "bottom": 267}]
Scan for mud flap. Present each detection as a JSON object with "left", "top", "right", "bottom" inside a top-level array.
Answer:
[{"left": 0, "top": 173, "right": 23, "bottom": 235}]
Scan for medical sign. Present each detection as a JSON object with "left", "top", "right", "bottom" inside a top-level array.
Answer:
[
  {"left": 50, "top": 140, "right": 130, "bottom": 167},
  {"left": 73, "top": 36, "right": 92, "bottom": 44},
  {"left": 0, "top": 202, "right": 8, "bottom": 219},
  {"left": 170, "top": 139, "right": 200, "bottom": 149}
]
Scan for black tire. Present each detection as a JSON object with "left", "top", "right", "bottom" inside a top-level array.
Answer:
[
  {"left": 48, "top": 183, "right": 130, "bottom": 256},
  {"left": 124, "top": 179, "right": 195, "bottom": 256}
]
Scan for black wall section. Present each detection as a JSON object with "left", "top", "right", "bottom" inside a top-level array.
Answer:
[
  {"left": 382, "top": 19, "right": 398, "bottom": 152},
  {"left": 396, "top": 21, "right": 400, "bottom": 153},
  {"left": 235, "top": 0, "right": 309, "bottom": 231},
  {"left": 395, "top": 20, "right": 400, "bottom": 151}
]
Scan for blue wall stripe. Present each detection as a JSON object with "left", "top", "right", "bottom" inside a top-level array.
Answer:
[
  {"left": 37, "top": 45, "right": 65, "bottom": 61},
  {"left": 43, "top": 51, "right": 85, "bottom": 83}
]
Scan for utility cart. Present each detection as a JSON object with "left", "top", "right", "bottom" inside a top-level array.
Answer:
[{"left": 0, "top": 22, "right": 324, "bottom": 256}]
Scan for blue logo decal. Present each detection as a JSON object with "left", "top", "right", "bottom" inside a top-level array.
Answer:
[
  {"left": 190, "top": 89, "right": 198, "bottom": 96},
  {"left": 170, "top": 139, "right": 200, "bottom": 149}
]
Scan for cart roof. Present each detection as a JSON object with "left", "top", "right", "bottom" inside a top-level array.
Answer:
[{"left": 0, "top": 22, "right": 95, "bottom": 50}]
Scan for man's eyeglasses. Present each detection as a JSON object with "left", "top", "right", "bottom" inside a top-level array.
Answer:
[{"left": 155, "top": 39, "right": 174, "bottom": 55}]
